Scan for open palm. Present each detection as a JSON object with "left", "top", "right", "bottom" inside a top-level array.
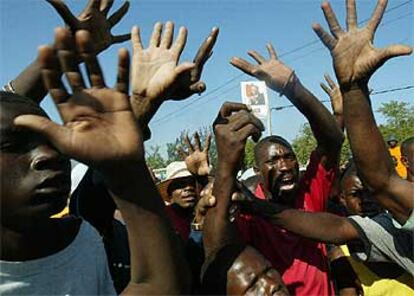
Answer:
[
  {"left": 15, "top": 29, "right": 142, "bottom": 167},
  {"left": 313, "top": 0, "right": 412, "bottom": 86},
  {"left": 46, "top": 0, "right": 130, "bottom": 54},
  {"left": 131, "top": 23, "right": 195, "bottom": 102}
]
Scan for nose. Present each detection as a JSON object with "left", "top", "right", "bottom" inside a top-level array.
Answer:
[
  {"left": 278, "top": 159, "right": 290, "bottom": 172},
  {"left": 30, "top": 143, "right": 67, "bottom": 171}
]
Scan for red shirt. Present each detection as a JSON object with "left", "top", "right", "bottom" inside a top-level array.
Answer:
[{"left": 236, "top": 151, "right": 336, "bottom": 295}]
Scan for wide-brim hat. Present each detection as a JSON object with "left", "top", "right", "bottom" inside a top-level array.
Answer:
[{"left": 157, "top": 161, "right": 194, "bottom": 202}]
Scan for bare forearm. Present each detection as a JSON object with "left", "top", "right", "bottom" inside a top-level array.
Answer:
[
  {"left": 343, "top": 85, "right": 394, "bottom": 189},
  {"left": 103, "top": 163, "right": 190, "bottom": 294},
  {"left": 245, "top": 200, "right": 358, "bottom": 244},
  {"left": 285, "top": 78, "right": 344, "bottom": 150},
  {"left": 204, "top": 164, "right": 241, "bottom": 257},
  {"left": 11, "top": 60, "right": 48, "bottom": 103}
]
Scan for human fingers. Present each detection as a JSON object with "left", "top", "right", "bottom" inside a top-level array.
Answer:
[
  {"left": 346, "top": 0, "right": 357, "bottom": 30},
  {"left": 55, "top": 27, "right": 86, "bottom": 91},
  {"left": 177, "top": 146, "right": 188, "bottom": 160},
  {"left": 38, "top": 45, "right": 70, "bottom": 104},
  {"left": 160, "top": 21, "right": 174, "bottom": 49},
  {"left": 100, "top": 0, "right": 114, "bottom": 15},
  {"left": 248, "top": 50, "right": 266, "bottom": 64},
  {"left": 378, "top": 44, "right": 413, "bottom": 64},
  {"left": 171, "top": 26, "right": 188, "bottom": 57},
  {"left": 230, "top": 57, "right": 256, "bottom": 76},
  {"left": 321, "top": 1, "right": 344, "bottom": 38},
  {"left": 112, "top": 33, "right": 131, "bottom": 44},
  {"left": 149, "top": 22, "right": 162, "bottom": 48},
  {"left": 131, "top": 26, "right": 143, "bottom": 51},
  {"left": 14, "top": 115, "right": 71, "bottom": 153},
  {"left": 184, "top": 134, "right": 194, "bottom": 152},
  {"left": 115, "top": 48, "right": 130, "bottom": 94},
  {"left": 108, "top": 1, "right": 130, "bottom": 27},
  {"left": 194, "top": 132, "right": 201, "bottom": 151},
  {"left": 367, "top": 0, "right": 387, "bottom": 35},
  {"left": 320, "top": 81, "right": 331, "bottom": 96},
  {"left": 204, "top": 133, "right": 212, "bottom": 153},
  {"left": 218, "top": 102, "right": 250, "bottom": 118},
  {"left": 45, "top": 0, "right": 78, "bottom": 28},
  {"left": 324, "top": 73, "right": 336, "bottom": 89},
  {"left": 312, "top": 23, "right": 337, "bottom": 50},
  {"left": 266, "top": 43, "right": 278, "bottom": 60},
  {"left": 76, "top": 30, "right": 106, "bottom": 88}
]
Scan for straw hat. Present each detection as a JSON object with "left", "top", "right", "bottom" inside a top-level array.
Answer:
[{"left": 157, "top": 161, "right": 194, "bottom": 202}]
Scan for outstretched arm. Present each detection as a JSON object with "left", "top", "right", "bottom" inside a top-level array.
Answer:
[
  {"left": 15, "top": 28, "right": 189, "bottom": 294},
  {"left": 231, "top": 44, "right": 344, "bottom": 169},
  {"left": 236, "top": 198, "right": 359, "bottom": 245},
  {"left": 313, "top": 0, "right": 413, "bottom": 223},
  {"left": 8, "top": 0, "right": 130, "bottom": 103}
]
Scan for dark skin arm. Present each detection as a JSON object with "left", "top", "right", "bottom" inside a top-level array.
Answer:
[
  {"left": 203, "top": 102, "right": 264, "bottom": 257},
  {"left": 15, "top": 28, "right": 190, "bottom": 294},
  {"left": 313, "top": 0, "right": 413, "bottom": 223},
  {"left": 231, "top": 44, "right": 344, "bottom": 169},
  {"left": 10, "top": 0, "right": 130, "bottom": 103},
  {"left": 237, "top": 198, "right": 359, "bottom": 245}
]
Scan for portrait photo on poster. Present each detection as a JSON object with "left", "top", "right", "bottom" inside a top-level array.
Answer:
[{"left": 241, "top": 81, "right": 269, "bottom": 119}]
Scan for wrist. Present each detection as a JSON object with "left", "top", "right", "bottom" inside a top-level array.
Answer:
[
  {"left": 339, "top": 80, "right": 369, "bottom": 93},
  {"left": 279, "top": 71, "right": 299, "bottom": 97}
]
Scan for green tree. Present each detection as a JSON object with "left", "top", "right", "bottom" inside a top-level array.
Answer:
[
  {"left": 243, "top": 139, "right": 256, "bottom": 169},
  {"left": 291, "top": 100, "right": 413, "bottom": 167},
  {"left": 146, "top": 145, "right": 167, "bottom": 169},
  {"left": 377, "top": 101, "right": 414, "bottom": 143},
  {"left": 166, "top": 126, "right": 218, "bottom": 168}
]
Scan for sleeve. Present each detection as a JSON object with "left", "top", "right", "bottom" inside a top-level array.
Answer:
[
  {"left": 299, "top": 150, "right": 337, "bottom": 212},
  {"left": 347, "top": 214, "right": 414, "bottom": 276}
]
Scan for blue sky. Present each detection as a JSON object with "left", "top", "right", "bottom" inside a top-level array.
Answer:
[{"left": 1, "top": 0, "right": 413, "bottom": 156}]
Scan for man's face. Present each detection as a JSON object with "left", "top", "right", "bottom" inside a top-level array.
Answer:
[
  {"left": 0, "top": 103, "right": 71, "bottom": 231},
  {"left": 340, "top": 174, "right": 366, "bottom": 216},
  {"left": 169, "top": 177, "right": 197, "bottom": 209},
  {"left": 388, "top": 140, "right": 398, "bottom": 148},
  {"left": 255, "top": 142, "right": 299, "bottom": 202},
  {"left": 401, "top": 143, "right": 414, "bottom": 176},
  {"left": 227, "top": 247, "right": 289, "bottom": 295}
]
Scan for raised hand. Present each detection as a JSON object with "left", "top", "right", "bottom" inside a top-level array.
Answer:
[
  {"left": 46, "top": 0, "right": 130, "bottom": 54},
  {"left": 177, "top": 132, "right": 212, "bottom": 176},
  {"left": 213, "top": 102, "right": 264, "bottom": 174},
  {"left": 230, "top": 43, "right": 295, "bottom": 94},
  {"left": 169, "top": 27, "right": 219, "bottom": 100},
  {"left": 313, "top": 0, "right": 412, "bottom": 87},
  {"left": 320, "top": 74, "right": 342, "bottom": 116},
  {"left": 14, "top": 28, "right": 142, "bottom": 168},
  {"left": 130, "top": 22, "right": 195, "bottom": 103}
]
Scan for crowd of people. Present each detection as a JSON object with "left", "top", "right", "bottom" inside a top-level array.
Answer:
[{"left": 1, "top": 0, "right": 413, "bottom": 295}]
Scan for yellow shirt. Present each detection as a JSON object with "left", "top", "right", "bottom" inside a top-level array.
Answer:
[
  {"left": 389, "top": 146, "right": 407, "bottom": 179},
  {"left": 340, "top": 245, "right": 414, "bottom": 296}
]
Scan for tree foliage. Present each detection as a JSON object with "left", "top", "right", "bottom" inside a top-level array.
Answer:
[{"left": 291, "top": 100, "right": 413, "bottom": 167}]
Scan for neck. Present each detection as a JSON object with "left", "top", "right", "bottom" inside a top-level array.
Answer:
[{"left": 1, "top": 217, "right": 79, "bottom": 261}]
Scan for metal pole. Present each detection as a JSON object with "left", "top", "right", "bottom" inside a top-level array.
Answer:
[{"left": 267, "top": 104, "right": 272, "bottom": 136}]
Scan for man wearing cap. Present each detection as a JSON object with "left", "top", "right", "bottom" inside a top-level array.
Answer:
[
  {"left": 157, "top": 133, "right": 213, "bottom": 293},
  {"left": 387, "top": 135, "right": 407, "bottom": 178}
]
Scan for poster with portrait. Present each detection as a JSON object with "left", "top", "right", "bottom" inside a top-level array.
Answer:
[{"left": 240, "top": 81, "right": 269, "bottom": 119}]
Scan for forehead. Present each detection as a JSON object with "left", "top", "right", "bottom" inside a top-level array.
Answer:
[{"left": 258, "top": 142, "right": 293, "bottom": 159}]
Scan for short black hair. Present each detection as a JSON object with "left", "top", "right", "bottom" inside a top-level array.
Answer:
[
  {"left": 401, "top": 136, "right": 414, "bottom": 157},
  {"left": 0, "top": 91, "right": 41, "bottom": 108},
  {"left": 254, "top": 135, "right": 293, "bottom": 164}
]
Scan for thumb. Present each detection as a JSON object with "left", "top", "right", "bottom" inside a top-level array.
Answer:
[
  {"left": 379, "top": 44, "right": 412, "bottom": 63},
  {"left": 189, "top": 81, "right": 206, "bottom": 94},
  {"left": 175, "top": 62, "right": 196, "bottom": 76},
  {"left": 14, "top": 115, "right": 70, "bottom": 150}
]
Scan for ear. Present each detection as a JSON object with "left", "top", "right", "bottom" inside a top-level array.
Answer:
[{"left": 401, "top": 156, "right": 409, "bottom": 168}]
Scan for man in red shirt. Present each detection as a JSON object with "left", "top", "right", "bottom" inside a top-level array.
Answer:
[{"left": 231, "top": 43, "right": 344, "bottom": 295}]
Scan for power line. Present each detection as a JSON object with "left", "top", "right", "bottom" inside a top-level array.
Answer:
[
  {"left": 152, "top": 0, "right": 413, "bottom": 125},
  {"left": 270, "top": 85, "right": 414, "bottom": 111}
]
